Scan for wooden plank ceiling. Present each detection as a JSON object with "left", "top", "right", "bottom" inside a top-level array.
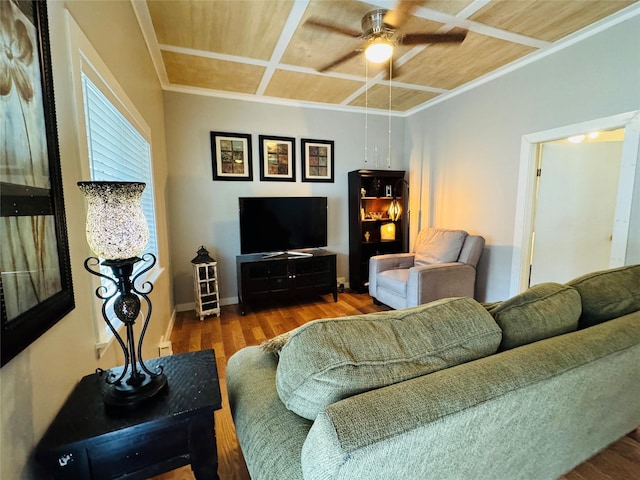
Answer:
[{"left": 143, "top": 0, "right": 637, "bottom": 114}]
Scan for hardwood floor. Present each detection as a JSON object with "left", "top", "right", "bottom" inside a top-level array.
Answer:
[{"left": 151, "top": 292, "right": 640, "bottom": 480}]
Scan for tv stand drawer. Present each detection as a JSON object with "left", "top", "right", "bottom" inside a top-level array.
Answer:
[{"left": 236, "top": 251, "right": 338, "bottom": 315}]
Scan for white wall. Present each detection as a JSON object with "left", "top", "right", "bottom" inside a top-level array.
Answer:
[
  {"left": 406, "top": 14, "right": 640, "bottom": 302},
  {"left": 628, "top": 136, "right": 640, "bottom": 265},
  {"left": 163, "top": 93, "right": 407, "bottom": 308},
  {"left": 0, "top": 2, "right": 172, "bottom": 478}
]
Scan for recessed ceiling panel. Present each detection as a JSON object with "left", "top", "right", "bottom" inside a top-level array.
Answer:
[
  {"left": 138, "top": 0, "right": 637, "bottom": 113},
  {"left": 423, "top": 0, "right": 475, "bottom": 16},
  {"left": 350, "top": 84, "right": 440, "bottom": 111},
  {"left": 280, "top": 0, "right": 374, "bottom": 72},
  {"left": 147, "top": 0, "right": 294, "bottom": 60},
  {"left": 470, "top": 0, "right": 636, "bottom": 42},
  {"left": 162, "top": 51, "right": 265, "bottom": 93},
  {"left": 396, "top": 31, "right": 536, "bottom": 89},
  {"left": 264, "top": 70, "right": 364, "bottom": 104}
]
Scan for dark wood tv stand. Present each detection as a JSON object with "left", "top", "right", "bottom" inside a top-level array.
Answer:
[{"left": 236, "top": 250, "right": 337, "bottom": 315}]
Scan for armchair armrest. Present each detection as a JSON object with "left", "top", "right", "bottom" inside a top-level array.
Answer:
[
  {"left": 407, "top": 262, "right": 477, "bottom": 307},
  {"left": 368, "top": 253, "right": 415, "bottom": 297},
  {"left": 370, "top": 253, "right": 416, "bottom": 273}
]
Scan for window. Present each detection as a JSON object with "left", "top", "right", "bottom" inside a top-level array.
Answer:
[
  {"left": 67, "top": 11, "right": 160, "bottom": 352},
  {"left": 81, "top": 73, "right": 158, "bottom": 261}
]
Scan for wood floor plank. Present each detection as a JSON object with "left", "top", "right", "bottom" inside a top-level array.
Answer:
[
  {"left": 611, "top": 436, "right": 640, "bottom": 466},
  {"left": 588, "top": 447, "right": 640, "bottom": 480},
  {"left": 151, "top": 293, "right": 640, "bottom": 480}
]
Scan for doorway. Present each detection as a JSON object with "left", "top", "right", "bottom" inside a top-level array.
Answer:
[
  {"left": 529, "top": 130, "right": 624, "bottom": 286},
  {"left": 510, "top": 111, "right": 640, "bottom": 295}
]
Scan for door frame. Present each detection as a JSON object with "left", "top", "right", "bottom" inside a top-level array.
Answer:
[{"left": 510, "top": 110, "right": 640, "bottom": 296}]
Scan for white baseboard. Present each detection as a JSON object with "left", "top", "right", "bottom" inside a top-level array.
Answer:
[
  {"left": 174, "top": 288, "right": 348, "bottom": 316},
  {"left": 176, "top": 296, "right": 238, "bottom": 313},
  {"left": 176, "top": 302, "right": 196, "bottom": 313},
  {"left": 157, "top": 308, "right": 176, "bottom": 356}
]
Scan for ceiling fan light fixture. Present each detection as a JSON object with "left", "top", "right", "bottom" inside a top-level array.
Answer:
[{"left": 365, "top": 39, "right": 393, "bottom": 63}]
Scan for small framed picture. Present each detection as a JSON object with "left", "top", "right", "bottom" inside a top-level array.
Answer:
[
  {"left": 301, "top": 138, "right": 334, "bottom": 183},
  {"left": 210, "top": 131, "right": 253, "bottom": 181},
  {"left": 259, "top": 135, "right": 295, "bottom": 182}
]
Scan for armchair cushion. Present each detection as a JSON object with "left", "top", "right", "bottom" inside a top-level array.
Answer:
[
  {"left": 275, "top": 297, "right": 501, "bottom": 420},
  {"left": 414, "top": 228, "right": 468, "bottom": 265}
]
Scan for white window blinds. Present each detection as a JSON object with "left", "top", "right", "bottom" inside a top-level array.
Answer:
[{"left": 81, "top": 72, "right": 158, "bottom": 259}]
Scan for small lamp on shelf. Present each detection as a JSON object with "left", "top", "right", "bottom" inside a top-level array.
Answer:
[
  {"left": 78, "top": 181, "right": 167, "bottom": 409},
  {"left": 380, "top": 222, "right": 396, "bottom": 241},
  {"left": 387, "top": 199, "right": 402, "bottom": 222},
  {"left": 387, "top": 178, "right": 410, "bottom": 221}
]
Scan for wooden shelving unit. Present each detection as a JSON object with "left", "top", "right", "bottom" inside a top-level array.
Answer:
[{"left": 348, "top": 169, "right": 408, "bottom": 293}]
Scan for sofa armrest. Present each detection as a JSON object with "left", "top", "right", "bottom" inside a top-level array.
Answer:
[
  {"left": 368, "top": 253, "right": 415, "bottom": 296},
  {"left": 227, "top": 346, "right": 312, "bottom": 480},
  {"left": 407, "top": 262, "right": 477, "bottom": 307}
]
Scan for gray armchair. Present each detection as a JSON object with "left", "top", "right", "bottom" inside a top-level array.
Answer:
[{"left": 368, "top": 228, "right": 485, "bottom": 310}]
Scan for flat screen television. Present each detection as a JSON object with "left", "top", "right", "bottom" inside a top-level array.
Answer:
[{"left": 239, "top": 196, "right": 328, "bottom": 255}]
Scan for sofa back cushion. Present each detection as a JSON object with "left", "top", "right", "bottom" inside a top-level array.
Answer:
[
  {"left": 275, "top": 297, "right": 501, "bottom": 420},
  {"left": 484, "top": 283, "right": 581, "bottom": 350},
  {"left": 414, "top": 228, "right": 468, "bottom": 265},
  {"left": 567, "top": 264, "right": 640, "bottom": 328}
]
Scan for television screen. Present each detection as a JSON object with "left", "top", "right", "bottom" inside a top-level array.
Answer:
[{"left": 239, "top": 197, "right": 328, "bottom": 255}]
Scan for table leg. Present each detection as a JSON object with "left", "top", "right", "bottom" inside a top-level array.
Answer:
[{"left": 189, "top": 416, "right": 219, "bottom": 480}]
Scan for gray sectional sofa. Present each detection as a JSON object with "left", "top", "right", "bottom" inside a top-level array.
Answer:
[{"left": 226, "top": 265, "right": 640, "bottom": 480}]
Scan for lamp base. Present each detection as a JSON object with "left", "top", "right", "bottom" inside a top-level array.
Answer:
[{"left": 102, "top": 367, "right": 168, "bottom": 409}]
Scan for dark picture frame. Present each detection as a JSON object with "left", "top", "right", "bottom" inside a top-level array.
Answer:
[
  {"left": 301, "top": 138, "right": 334, "bottom": 183},
  {"left": 1, "top": 0, "right": 74, "bottom": 366},
  {"left": 210, "top": 131, "right": 253, "bottom": 181},
  {"left": 259, "top": 135, "right": 295, "bottom": 182}
]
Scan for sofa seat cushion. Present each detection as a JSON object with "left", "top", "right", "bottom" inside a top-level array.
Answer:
[
  {"left": 414, "top": 228, "right": 468, "bottom": 266},
  {"left": 377, "top": 269, "right": 410, "bottom": 297},
  {"left": 485, "top": 283, "right": 581, "bottom": 350},
  {"left": 275, "top": 297, "right": 502, "bottom": 420},
  {"left": 567, "top": 264, "right": 640, "bottom": 328}
]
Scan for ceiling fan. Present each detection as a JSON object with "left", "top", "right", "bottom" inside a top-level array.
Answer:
[{"left": 305, "top": 0, "right": 467, "bottom": 73}]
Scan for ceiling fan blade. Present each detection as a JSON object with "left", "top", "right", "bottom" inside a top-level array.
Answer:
[
  {"left": 383, "top": 0, "right": 423, "bottom": 29},
  {"left": 318, "top": 49, "right": 362, "bottom": 72},
  {"left": 398, "top": 31, "right": 468, "bottom": 45},
  {"left": 305, "top": 18, "right": 361, "bottom": 38}
]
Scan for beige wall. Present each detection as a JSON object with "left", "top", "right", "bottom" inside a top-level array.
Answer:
[
  {"left": 163, "top": 93, "right": 407, "bottom": 308},
  {"left": 0, "top": 1, "right": 172, "bottom": 478}
]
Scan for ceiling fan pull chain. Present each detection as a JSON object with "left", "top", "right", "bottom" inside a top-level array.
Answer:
[
  {"left": 365, "top": 61, "right": 369, "bottom": 166},
  {"left": 388, "top": 61, "right": 392, "bottom": 169}
]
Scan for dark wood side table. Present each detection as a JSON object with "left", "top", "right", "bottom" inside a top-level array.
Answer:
[{"left": 36, "top": 350, "right": 222, "bottom": 480}]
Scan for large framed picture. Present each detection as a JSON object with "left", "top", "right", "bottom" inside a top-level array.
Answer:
[
  {"left": 259, "top": 135, "right": 295, "bottom": 182},
  {"left": 1, "top": 0, "right": 74, "bottom": 366},
  {"left": 301, "top": 138, "right": 334, "bottom": 183},
  {"left": 210, "top": 131, "right": 253, "bottom": 181}
]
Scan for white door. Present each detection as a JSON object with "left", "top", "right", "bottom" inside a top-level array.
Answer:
[{"left": 529, "top": 139, "right": 623, "bottom": 286}]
